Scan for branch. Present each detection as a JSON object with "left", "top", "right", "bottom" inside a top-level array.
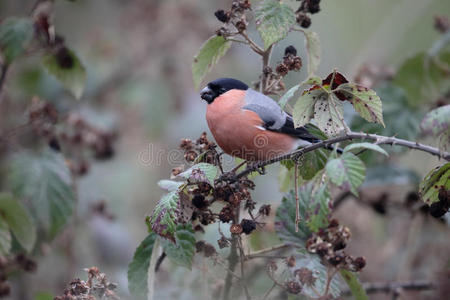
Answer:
[
  {"left": 222, "top": 207, "right": 240, "bottom": 300},
  {"left": 343, "top": 280, "right": 435, "bottom": 295},
  {"left": 245, "top": 243, "right": 293, "bottom": 260},
  {"left": 217, "top": 131, "right": 450, "bottom": 184}
]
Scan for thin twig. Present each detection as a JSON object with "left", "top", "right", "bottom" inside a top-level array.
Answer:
[
  {"left": 222, "top": 207, "right": 241, "bottom": 300},
  {"left": 239, "top": 31, "right": 264, "bottom": 55},
  {"left": 262, "top": 282, "right": 277, "bottom": 300},
  {"left": 245, "top": 243, "right": 293, "bottom": 260},
  {"left": 237, "top": 237, "right": 252, "bottom": 300},
  {"left": 294, "top": 163, "right": 300, "bottom": 232},
  {"left": 217, "top": 131, "right": 450, "bottom": 184}
]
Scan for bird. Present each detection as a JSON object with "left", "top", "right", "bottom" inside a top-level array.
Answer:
[{"left": 200, "top": 77, "right": 329, "bottom": 161}]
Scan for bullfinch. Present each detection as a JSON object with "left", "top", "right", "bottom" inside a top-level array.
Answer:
[{"left": 200, "top": 78, "right": 326, "bottom": 161}]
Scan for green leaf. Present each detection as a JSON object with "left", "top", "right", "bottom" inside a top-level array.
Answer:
[
  {"left": 364, "top": 164, "right": 420, "bottom": 187},
  {"left": 192, "top": 35, "right": 232, "bottom": 89},
  {"left": 34, "top": 291, "right": 54, "bottom": 300},
  {"left": 340, "top": 269, "right": 368, "bottom": 300},
  {"left": 393, "top": 52, "right": 450, "bottom": 108},
  {"left": 278, "top": 84, "right": 300, "bottom": 109},
  {"left": 177, "top": 163, "right": 218, "bottom": 186},
  {"left": 0, "top": 217, "right": 11, "bottom": 255},
  {"left": 293, "top": 88, "right": 325, "bottom": 128},
  {"left": 276, "top": 190, "right": 312, "bottom": 244},
  {"left": 42, "top": 48, "right": 86, "bottom": 99},
  {"left": 162, "top": 224, "right": 196, "bottom": 269},
  {"left": 9, "top": 150, "right": 75, "bottom": 239},
  {"left": 337, "top": 83, "right": 384, "bottom": 127},
  {"left": 296, "top": 149, "right": 328, "bottom": 180},
  {"left": 419, "top": 163, "right": 450, "bottom": 205},
  {"left": 302, "top": 30, "right": 321, "bottom": 75},
  {"left": 0, "top": 17, "right": 33, "bottom": 64},
  {"left": 343, "top": 142, "right": 388, "bottom": 156},
  {"left": 128, "top": 233, "right": 157, "bottom": 300},
  {"left": 314, "top": 93, "right": 345, "bottom": 137},
  {"left": 275, "top": 182, "right": 331, "bottom": 243},
  {"left": 326, "top": 152, "right": 366, "bottom": 196},
  {"left": 0, "top": 193, "right": 36, "bottom": 252},
  {"left": 268, "top": 249, "right": 342, "bottom": 298},
  {"left": 421, "top": 105, "right": 450, "bottom": 136},
  {"left": 304, "top": 76, "right": 322, "bottom": 85},
  {"left": 148, "top": 191, "right": 180, "bottom": 241},
  {"left": 351, "top": 84, "right": 421, "bottom": 142},
  {"left": 255, "top": 0, "right": 296, "bottom": 50},
  {"left": 157, "top": 180, "right": 184, "bottom": 192}
]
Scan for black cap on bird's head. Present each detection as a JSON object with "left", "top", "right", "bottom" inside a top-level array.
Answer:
[{"left": 200, "top": 78, "right": 248, "bottom": 104}]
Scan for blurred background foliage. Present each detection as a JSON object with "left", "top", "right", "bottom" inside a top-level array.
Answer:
[{"left": 0, "top": 0, "right": 449, "bottom": 299}]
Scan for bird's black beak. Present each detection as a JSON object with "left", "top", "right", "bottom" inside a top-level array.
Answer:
[{"left": 200, "top": 86, "right": 214, "bottom": 103}]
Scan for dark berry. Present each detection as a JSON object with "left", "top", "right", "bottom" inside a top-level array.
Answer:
[
  {"left": 352, "top": 256, "right": 366, "bottom": 271},
  {"left": 48, "top": 137, "right": 61, "bottom": 151},
  {"left": 333, "top": 240, "right": 346, "bottom": 251},
  {"left": 192, "top": 194, "right": 208, "bottom": 209},
  {"left": 55, "top": 46, "right": 74, "bottom": 69},
  {"left": 429, "top": 201, "right": 448, "bottom": 218},
  {"left": 284, "top": 45, "right": 297, "bottom": 56},
  {"left": 219, "top": 206, "right": 234, "bottom": 223},
  {"left": 240, "top": 219, "right": 256, "bottom": 234},
  {"left": 235, "top": 20, "right": 247, "bottom": 32},
  {"left": 328, "top": 254, "right": 344, "bottom": 266},
  {"left": 214, "top": 10, "right": 230, "bottom": 23},
  {"left": 296, "top": 13, "right": 311, "bottom": 28}
]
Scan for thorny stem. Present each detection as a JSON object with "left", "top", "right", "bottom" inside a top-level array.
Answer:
[
  {"left": 222, "top": 207, "right": 240, "bottom": 300},
  {"left": 217, "top": 131, "right": 450, "bottom": 184},
  {"left": 294, "top": 163, "right": 300, "bottom": 232},
  {"left": 324, "top": 268, "right": 338, "bottom": 297},
  {"left": 237, "top": 237, "right": 252, "bottom": 300},
  {"left": 245, "top": 243, "right": 294, "bottom": 260},
  {"left": 261, "top": 45, "right": 273, "bottom": 93}
]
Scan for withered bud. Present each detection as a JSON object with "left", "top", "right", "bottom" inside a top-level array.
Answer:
[
  {"left": 286, "top": 281, "right": 302, "bottom": 294},
  {"left": 203, "top": 243, "right": 217, "bottom": 257},
  {"left": 352, "top": 256, "right": 366, "bottom": 271},
  {"left": 235, "top": 20, "right": 247, "bottom": 32},
  {"left": 434, "top": 15, "right": 450, "bottom": 33},
  {"left": 275, "top": 63, "right": 289, "bottom": 76},
  {"left": 230, "top": 224, "right": 243, "bottom": 234},
  {"left": 296, "top": 13, "right": 311, "bottom": 28},
  {"left": 184, "top": 150, "right": 198, "bottom": 162},
  {"left": 286, "top": 255, "right": 296, "bottom": 268},
  {"left": 258, "top": 204, "right": 271, "bottom": 216},
  {"left": 295, "top": 267, "right": 316, "bottom": 286},
  {"left": 218, "top": 236, "right": 231, "bottom": 249}
]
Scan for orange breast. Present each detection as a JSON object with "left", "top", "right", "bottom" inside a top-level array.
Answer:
[{"left": 206, "top": 90, "right": 296, "bottom": 161}]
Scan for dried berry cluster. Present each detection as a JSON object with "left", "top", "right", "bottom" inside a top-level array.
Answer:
[
  {"left": 306, "top": 219, "right": 366, "bottom": 272},
  {"left": 275, "top": 45, "right": 303, "bottom": 77},
  {"left": 175, "top": 133, "right": 271, "bottom": 251},
  {"left": 0, "top": 254, "right": 37, "bottom": 298},
  {"left": 178, "top": 132, "right": 218, "bottom": 166},
  {"left": 214, "top": 0, "right": 251, "bottom": 36},
  {"left": 434, "top": 15, "right": 450, "bottom": 33},
  {"left": 28, "top": 98, "right": 116, "bottom": 176},
  {"left": 54, "top": 267, "right": 119, "bottom": 300},
  {"left": 267, "top": 259, "right": 316, "bottom": 295},
  {"left": 295, "top": 0, "right": 321, "bottom": 28}
]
